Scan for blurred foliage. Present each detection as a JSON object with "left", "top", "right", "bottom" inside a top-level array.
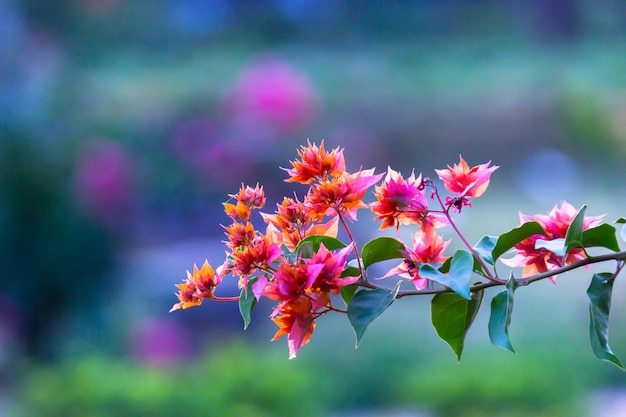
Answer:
[
  {"left": 557, "top": 91, "right": 620, "bottom": 160},
  {"left": 0, "top": 133, "right": 115, "bottom": 358},
  {"left": 17, "top": 342, "right": 327, "bottom": 417},
  {"left": 15, "top": 336, "right": 625, "bottom": 417}
]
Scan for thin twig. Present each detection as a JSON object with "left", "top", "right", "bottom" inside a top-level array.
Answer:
[
  {"left": 337, "top": 210, "right": 366, "bottom": 281},
  {"left": 391, "top": 250, "right": 626, "bottom": 299},
  {"left": 432, "top": 189, "right": 501, "bottom": 283}
]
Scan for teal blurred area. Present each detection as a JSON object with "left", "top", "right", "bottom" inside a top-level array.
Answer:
[{"left": 1, "top": 1, "right": 626, "bottom": 416}]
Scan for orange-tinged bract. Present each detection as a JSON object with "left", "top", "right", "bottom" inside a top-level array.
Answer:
[
  {"left": 271, "top": 302, "right": 316, "bottom": 360},
  {"left": 223, "top": 183, "right": 266, "bottom": 221},
  {"left": 260, "top": 196, "right": 339, "bottom": 250},
  {"left": 170, "top": 260, "right": 222, "bottom": 312},
  {"left": 254, "top": 243, "right": 356, "bottom": 358},
  {"left": 284, "top": 140, "right": 346, "bottom": 184},
  {"left": 223, "top": 201, "right": 252, "bottom": 222},
  {"left": 223, "top": 221, "right": 256, "bottom": 249},
  {"left": 230, "top": 235, "right": 282, "bottom": 285},
  {"left": 306, "top": 169, "right": 384, "bottom": 221},
  {"left": 233, "top": 183, "right": 266, "bottom": 208},
  {"left": 435, "top": 155, "right": 499, "bottom": 198}
]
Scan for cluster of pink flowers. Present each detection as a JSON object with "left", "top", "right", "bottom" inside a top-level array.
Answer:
[{"left": 170, "top": 141, "right": 603, "bottom": 358}]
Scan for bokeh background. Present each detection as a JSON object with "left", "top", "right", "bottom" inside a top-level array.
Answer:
[{"left": 2, "top": 1, "right": 626, "bottom": 416}]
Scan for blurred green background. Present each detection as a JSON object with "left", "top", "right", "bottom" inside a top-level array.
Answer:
[{"left": 2, "top": 1, "right": 626, "bottom": 416}]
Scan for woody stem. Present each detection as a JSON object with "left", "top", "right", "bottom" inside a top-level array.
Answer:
[
  {"left": 337, "top": 210, "right": 366, "bottom": 281},
  {"left": 392, "top": 250, "right": 626, "bottom": 298}
]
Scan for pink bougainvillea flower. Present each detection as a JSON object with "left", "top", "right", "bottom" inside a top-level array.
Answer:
[
  {"left": 258, "top": 259, "right": 309, "bottom": 304},
  {"left": 232, "top": 183, "right": 266, "bottom": 209},
  {"left": 530, "top": 201, "right": 603, "bottom": 238},
  {"left": 253, "top": 242, "right": 356, "bottom": 359},
  {"left": 306, "top": 168, "right": 385, "bottom": 221},
  {"left": 380, "top": 228, "right": 450, "bottom": 290},
  {"left": 435, "top": 155, "right": 499, "bottom": 199},
  {"left": 370, "top": 167, "right": 430, "bottom": 229},
  {"left": 261, "top": 196, "right": 311, "bottom": 231},
  {"left": 304, "top": 243, "right": 358, "bottom": 292},
  {"left": 222, "top": 221, "right": 256, "bottom": 250},
  {"left": 260, "top": 196, "right": 339, "bottom": 250},
  {"left": 271, "top": 297, "right": 317, "bottom": 359},
  {"left": 223, "top": 183, "right": 266, "bottom": 221},
  {"left": 230, "top": 235, "right": 283, "bottom": 287},
  {"left": 169, "top": 260, "right": 223, "bottom": 312},
  {"left": 502, "top": 201, "right": 604, "bottom": 280},
  {"left": 256, "top": 258, "right": 334, "bottom": 359},
  {"left": 283, "top": 140, "right": 346, "bottom": 184}
]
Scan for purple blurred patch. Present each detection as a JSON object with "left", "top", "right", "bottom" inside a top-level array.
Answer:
[
  {"left": 132, "top": 319, "right": 193, "bottom": 366},
  {"left": 73, "top": 139, "right": 134, "bottom": 227}
]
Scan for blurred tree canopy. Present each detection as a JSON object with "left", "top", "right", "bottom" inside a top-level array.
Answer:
[{"left": 0, "top": 133, "right": 115, "bottom": 358}]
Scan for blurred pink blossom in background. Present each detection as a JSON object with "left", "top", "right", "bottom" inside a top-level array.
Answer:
[
  {"left": 73, "top": 139, "right": 134, "bottom": 227},
  {"left": 132, "top": 319, "right": 192, "bottom": 367},
  {"left": 221, "top": 57, "right": 319, "bottom": 135}
]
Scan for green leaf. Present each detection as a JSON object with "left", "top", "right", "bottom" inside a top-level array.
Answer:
[
  {"left": 492, "top": 221, "right": 545, "bottom": 261},
  {"left": 419, "top": 250, "right": 474, "bottom": 300},
  {"left": 474, "top": 235, "right": 497, "bottom": 264},
  {"left": 347, "top": 281, "right": 401, "bottom": 347},
  {"left": 239, "top": 276, "right": 258, "bottom": 330},
  {"left": 362, "top": 236, "right": 405, "bottom": 270},
  {"left": 340, "top": 284, "right": 358, "bottom": 306},
  {"left": 341, "top": 266, "right": 361, "bottom": 278},
  {"left": 431, "top": 290, "right": 484, "bottom": 361},
  {"left": 297, "top": 242, "right": 313, "bottom": 259},
  {"left": 488, "top": 274, "right": 519, "bottom": 353},
  {"left": 295, "top": 235, "right": 347, "bottom": 255},
  {"left": 587, "top": 272, "right": 624, "bottom": 370},
  {"left": 582, "top": 224, "right": 621, "bottom": 252},
  {"left": 339, "top": 267, "right": 361, "bottom": 305},
  {"left": 438, "top": 254, "right": 483, "bottom": 275},
  {"left": 616, "top": 218, "right": 626, "bottom": 244},
  {"left": 564, "top": 205, "right": 587, "bottom": 252}
]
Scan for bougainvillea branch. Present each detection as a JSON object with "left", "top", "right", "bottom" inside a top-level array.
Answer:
[{"left": 170, "top": 141, "right": 626, "bottom": 368}]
